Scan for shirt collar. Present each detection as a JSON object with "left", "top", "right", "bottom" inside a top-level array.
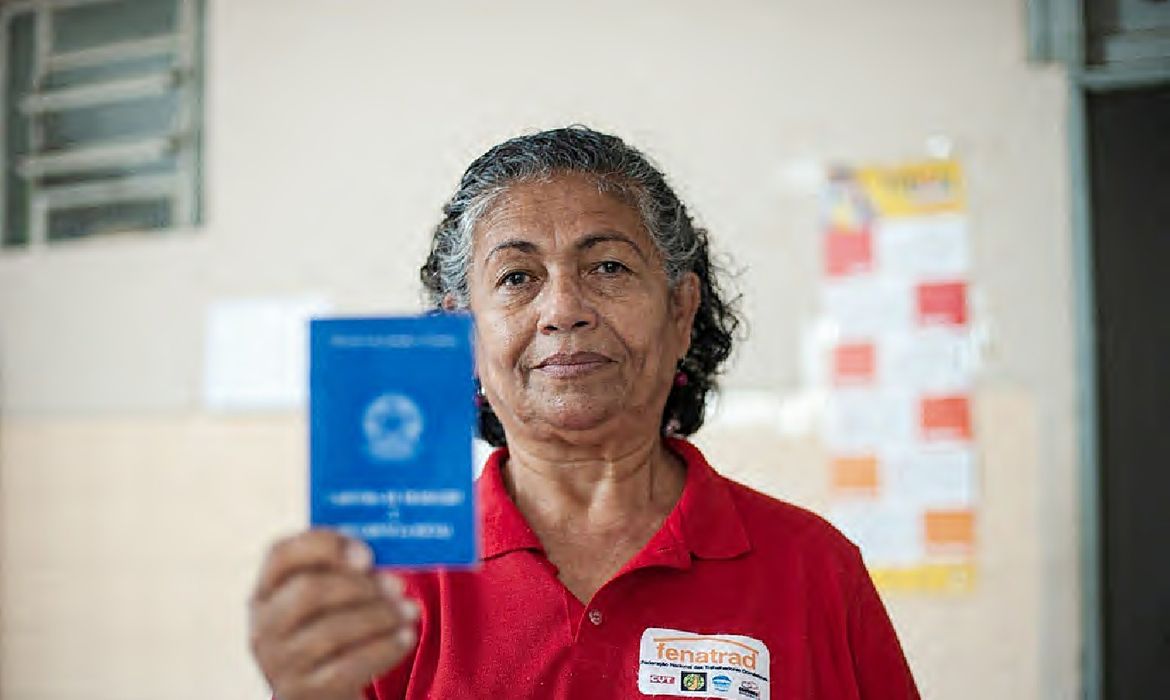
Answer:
[
  {"left": 661, "top": 437, "right": 752, "bottom": 560},
  {"left": 477, "top": 437, "right": 751, "bottom": 562},
  {"left": 477, "top": 447, "right": 543, "bottom": 559}
]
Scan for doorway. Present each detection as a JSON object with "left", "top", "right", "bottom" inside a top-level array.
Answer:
[{"left": 1087, "top": 84, "right": 1170, "bottom": 699}]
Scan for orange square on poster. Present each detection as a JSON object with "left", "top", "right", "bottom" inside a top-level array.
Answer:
[
  {"left": 825, "top": 229, "right": 873, "bottom": 277},
  {"left": 924, "top": 509, "right": 975, "bottom": 552},
  {"left": 830, "top": 455, "right": 880, "bottom": 495},
  {"left": 832, "top": 342, "right": 877, "bottom": 385},
  {"left": 915, "top": 281, "right": 968, "bottom": 326},
  {"left": 920, "top": 394, "right": 973, "bottom": 441}
]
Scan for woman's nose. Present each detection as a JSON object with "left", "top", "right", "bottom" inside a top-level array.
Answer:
[{"left": 538, "top": 273, "right": 596, "bottom": 334}]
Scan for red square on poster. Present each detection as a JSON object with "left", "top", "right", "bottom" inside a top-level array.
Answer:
[
  {"left": 924, "top": 509, "right": 976, "bottom": 553},
  {"left": 830, "top": 454, "right": 880, "bottom": 495},
  {"left": 920, "top": 394, "right": 973, "bottom": 441},
  {"left": 916, "top": 281, "right": 968, "bottom": 326},
  {"left": 832, "top": 342, "right": 876, "bottom": 385},
  {"left": 825, "top": 229, "right": 873, "bottom": 277}
]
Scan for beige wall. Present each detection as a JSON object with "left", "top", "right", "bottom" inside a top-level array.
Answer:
[{"left": 0, "top": 1, "right": 1079, "bottom": 698}]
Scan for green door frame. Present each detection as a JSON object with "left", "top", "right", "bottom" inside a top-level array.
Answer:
[{"left": 1036, "top": 1, "right": 1170, "bottom": 699}]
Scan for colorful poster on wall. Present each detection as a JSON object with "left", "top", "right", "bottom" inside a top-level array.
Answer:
[{"left": 819, "top": 159, "right": 978, "bottom": 594}]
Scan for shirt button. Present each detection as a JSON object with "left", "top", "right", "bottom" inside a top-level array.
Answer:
[{"left": 587, "top": 609, "right": 603, "bottom": 626}]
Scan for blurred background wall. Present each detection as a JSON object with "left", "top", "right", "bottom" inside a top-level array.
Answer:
[{"left": 0, "top": 1, "right": 1085, "bottom": 698}]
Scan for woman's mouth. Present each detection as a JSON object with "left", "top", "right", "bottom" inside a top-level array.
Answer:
[{"left": 533, "top": 352, "right": 613, "bottom": 378}]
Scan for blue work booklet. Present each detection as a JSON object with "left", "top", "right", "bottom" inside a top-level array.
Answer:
[{"left": 309, "top": 314, "right": 478, "bottom": 568}]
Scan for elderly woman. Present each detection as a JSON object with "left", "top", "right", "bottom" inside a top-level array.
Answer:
[{"left": 249, "top": 127, "right": 920, "bottom": 699}]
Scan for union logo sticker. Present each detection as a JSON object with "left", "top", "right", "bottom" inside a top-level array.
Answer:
[{"left": 637, "top": 627, "right": 770, "bottom": 698}]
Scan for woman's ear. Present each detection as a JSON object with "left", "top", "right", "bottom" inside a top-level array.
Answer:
[{"left": 670, "top": 272, "right": 701, "bottom": 350}]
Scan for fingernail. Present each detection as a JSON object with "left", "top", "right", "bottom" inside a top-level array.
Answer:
[
  {"left": 345, "top": 541, "right": 373, "bottom": 571},
  {"left": 378, "top": 575, "right": 404, "bottom": 597},
  {"left": 396, "top": 625, "right": 417, "bottom": 648},
  {"left": 400, "top": 599, "right": 420, "bottom": 621}
]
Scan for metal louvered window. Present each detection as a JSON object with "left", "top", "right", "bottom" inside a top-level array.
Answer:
[
  {"left": 0, "top": 0, "right": 202, "bottom": 247},
  {"left": 1086, "top": 0, "right": 1170, "bottom": 67}
]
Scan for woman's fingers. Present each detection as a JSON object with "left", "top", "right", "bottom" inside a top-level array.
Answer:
[
  {"left": 297, "top": 626, "right": 418, "bottom": 700},
  {"left": 256, "top": 569, "right": 384, "bottom": 637},
  {"left": 252, "top": 529, "right": 372, "bottom": 602},
  {"left": 283, "top": 598, "right": 419, "bottom": 672},
  {"left": 256, "top": 598, "right": 418, "bottom": 700},
  {"left": 248, "top": 531, "right": 417, "bottom": 700}
]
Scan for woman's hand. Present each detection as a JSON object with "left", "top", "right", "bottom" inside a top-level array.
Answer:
[{"left": 249, "top": 530, "right": 419, "bottom": 700}]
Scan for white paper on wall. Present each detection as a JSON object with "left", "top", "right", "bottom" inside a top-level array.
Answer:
[
  {"left": 883, "top": 446, "right": 977, "bottom": 509},
  {"left": 829, "top": 500, "right": 924, "bottom": 568},
  {"left": 203, "top": 296, "right": 332, "bottom": 411},
  {"left": 823, "top": 388, "right": 915, "bottom": 451},
  {"left": 821, "top": 277, "right": 914, "bottom": 336},
  {"left": 875, "top": 214, "right": 970, "bottom": 278},
  {"left": 879, "top": 328, "right": 978, "bottom": 392}
]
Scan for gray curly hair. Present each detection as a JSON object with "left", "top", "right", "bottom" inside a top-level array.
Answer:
[{"left": 420, "top": 126, "right": 740, "bottom": 446}]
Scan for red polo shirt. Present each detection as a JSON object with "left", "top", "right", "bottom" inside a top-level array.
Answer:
[{"left": 366, "top": 438, "right": 919, "bottom": 699}]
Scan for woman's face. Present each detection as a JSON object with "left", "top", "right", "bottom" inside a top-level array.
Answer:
[{"left": 465, "top": 172, "right": 699, "bottom": 444}]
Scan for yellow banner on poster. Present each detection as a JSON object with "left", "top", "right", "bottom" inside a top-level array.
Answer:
[
  {"left": 870, "top": 563, "right": 977, "bottom": 594},
  {"left": 854, "top": 159, "right": 966, "bottom": 217}
]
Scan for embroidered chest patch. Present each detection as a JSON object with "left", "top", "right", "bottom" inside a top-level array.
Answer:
[{"left": 637, "top": 627, "right": 770, "bottom": 698}]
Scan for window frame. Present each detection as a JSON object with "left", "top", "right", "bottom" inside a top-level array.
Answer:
[{"left": 0, "top": 0, "right": 203, "bottom": 248}]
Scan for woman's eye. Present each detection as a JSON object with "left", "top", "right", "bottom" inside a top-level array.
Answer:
[
  {"left": 501, "top": 271, "right": 531, "bottom": 287},
  {"left": 595, "top": 260, "right": 628, "bottom": 275}
]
